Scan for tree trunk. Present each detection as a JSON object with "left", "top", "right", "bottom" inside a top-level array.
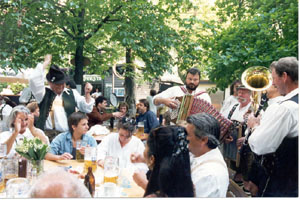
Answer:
[
  {"left": 124, "top": 48, "right": 136, "bottom": 117},
  {"left": 74, "top": 38, "right": 84, "bottom": 86}
]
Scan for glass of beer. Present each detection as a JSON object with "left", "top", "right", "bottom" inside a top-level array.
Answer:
[
  {"left": 84, "top": 147, "right": 97, "bottom": 173},
  {"left": 137, "top": 122, "right": 144, "bottom": 135},
  {"left": 76, "top": 140, "right": 87, "bottom": 162},
  {"left": 4, "top": 158, "right": 18, "bottom": 191},
  {"left": 103, "top": 156, "right": 119, "bottom": 185}
]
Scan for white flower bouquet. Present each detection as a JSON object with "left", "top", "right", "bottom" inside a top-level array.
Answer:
[{"left": 15, "top": 137, "right": 49, "bottom": 161}]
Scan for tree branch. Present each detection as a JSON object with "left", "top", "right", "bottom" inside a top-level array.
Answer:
[
  {"left": 61, "top": 26, "right": 75, "bottom": 40},
  {"left": 85, "top": 5, "right": 122, "bottom": 40}
]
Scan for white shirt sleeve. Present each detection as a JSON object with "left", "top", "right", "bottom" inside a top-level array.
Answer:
[
  {"left": 249, "top": 101, "right": 298, "bottom": 155},
  {"left": 97, "top": 135, "right": 110, "bottom": 160},
  {"left": 194, "top": 174, "right": 220, "bottom": 197},
  {"left": 73, "top": 89, "right": 95, "bottom": 113},
  {"left": 29, "top": 63, "right": 46, "bottom": 103}
]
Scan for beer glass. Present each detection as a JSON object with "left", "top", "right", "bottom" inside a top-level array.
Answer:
[
  {"left": 84, "top": 147, "right": 97, "bottom": 173},
  {"left": 3, "top": 158, "right": 18, "bottom": 192},
  {"left": 6, "top": 178, "right": 30, "bottom": 198},
  {"left": 103, "top": 156, "right": 119, "bottom": 185},
  {"left": 137, "top": 122, "right": 144, "bottom": 135},
  {"left": 76, "top": 140, "right": 87, "bottom": 162}
]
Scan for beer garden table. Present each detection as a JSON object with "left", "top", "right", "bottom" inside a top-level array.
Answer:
[
  {"left": 93, "top": 130, "right": 148, "bottom": 143},
  {"left": 44, "top": 160, "right": 145, "bottom": 197}
]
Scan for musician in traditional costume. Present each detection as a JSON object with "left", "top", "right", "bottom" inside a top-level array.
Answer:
[
  {"left": 248, "top": 57, "right": 298, "bottom": 197},
  {"left": 223, "top": 85, "right": 251, "bottom": 186},
  {"left": 29, "top": 55, "right": 94, "bottom": 142},
  {"left": 153, "top": 68, "right": 211, "bottom": 110}
]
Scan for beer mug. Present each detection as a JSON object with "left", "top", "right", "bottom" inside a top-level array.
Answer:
[
  {"left": 103, "top": 156, "right": 119, "bottom": 185},
  {"left": 4, "top": 158, "right": 18, "bottom": 188},
  {"left": 6, "top": 178, "right": 30, "bottom": 198},
  {"left": 137, "top": 122, "right": 144, "bottom": 135},
  {"left": 84, "top": 147, "right": 97, "bottom": 173},
  {"left": 76, "top": 140, "right": 87, "bottom": 162}
]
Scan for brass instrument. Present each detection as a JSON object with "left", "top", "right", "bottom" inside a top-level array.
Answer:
[
  {"left": 241, "top": 66, "right": 273, "bottom": 113},
  {"left": 236, "top": 66, "right": 273, "bottom": 168}
]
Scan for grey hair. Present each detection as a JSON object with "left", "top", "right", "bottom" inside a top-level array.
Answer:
[
  {"left": 186, "top": 113, "right": 220, "bottom": 149},
  {"left": 7, "top": 105, "right": 31, "bottom": 128},
  {"left": 29, "top": 168, "right": 91, "bottom": 198},
  {"left": 270, "top": 57, "right": 298, "bottom": 82}
]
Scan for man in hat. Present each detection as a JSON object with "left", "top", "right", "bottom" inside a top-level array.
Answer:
[
  {"left": 29, "top": 55, "right": 94, "bottom": 141},
  {"left": 222, "top": 84, "right": 252, "bottom": 190},
  {"left": 186, "top": 113, "right": 229, "bottom": 197}
]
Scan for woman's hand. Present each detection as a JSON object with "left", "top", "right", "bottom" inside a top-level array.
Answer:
[
  {"left": 59, "top": 153, "right": 73, "bottom": 160},
  {"left": 13, "top": 117, "right": 22, "bottom": 135}
]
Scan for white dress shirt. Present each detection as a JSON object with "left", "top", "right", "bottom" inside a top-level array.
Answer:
[
  {"left": 153, "top": 85, "right": 211, "bottom": 106},
  {"left": 97, "top": 133, "right": 148, "bottom": 171},
  {"left": 249, "top": 89, "right": 298, "bottom": 155},
  {"left": 0, "top": 104, "right": 13, "bottom": 132},
  {"left": 29, "top": 63, "right": 94, "bottom": 132},
  {"left": 230, "top": 102, "right": 251, "bottom": 122},
  {"left": 220, "top": 95, "right": 239, "bottom": 118},
  {"left": 0, "top": 128, "right": 49, "bottom": 158},
  {"left": 190, "top": 148, "right": 229, "bottom": 197}
]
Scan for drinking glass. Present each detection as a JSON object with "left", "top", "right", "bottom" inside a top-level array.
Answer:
[
  {"left": 6, "top": 178, "right": 30, "bottom": 198},
  {"left": 0, "top": 144, "right": 7, "bottom": 158},
  {"left": 137, "top": 122, "right": 144, "bottom": 135},
  {"left": 76, "top": 140, "right": 87, "bottom": 162},
  {"left": 84, "top": 147, "right": 97, "bottom": 173},
  {"left": 103, "top": 156, "right": 119, "bottom": 185},
  {"left": 4, "top": 158, "right": 18, "bottom": 187}
]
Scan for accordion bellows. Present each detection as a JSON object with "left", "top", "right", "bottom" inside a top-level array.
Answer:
[{"left": 173, "top": 95, "right": 232, "bottom": 141}]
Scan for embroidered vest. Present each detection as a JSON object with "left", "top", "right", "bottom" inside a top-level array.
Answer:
[{"left": 36, "top": 88, "right": 76, "bottom": 130}]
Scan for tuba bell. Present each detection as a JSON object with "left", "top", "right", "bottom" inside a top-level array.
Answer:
[{"left": 241, "top": 66, "right": 273, "bottom": 113}]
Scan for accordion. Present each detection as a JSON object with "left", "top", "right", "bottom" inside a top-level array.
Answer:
[{"left": 170, "top": 95, "right": 232, "bottom": 141}]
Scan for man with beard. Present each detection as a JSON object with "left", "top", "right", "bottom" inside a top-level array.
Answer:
[
  {"left": 136, "top": 99, "right": 159, "bottom": 134},
  {"left": 153, "top": 68, "right": 211, "bottom": 109}
]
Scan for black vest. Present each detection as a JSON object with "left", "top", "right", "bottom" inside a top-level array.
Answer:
[
  {"left": 261, "top": 93, "right": 298, "bottom": 197},
  {"left": 36, "top": 88, "right": 76, "bottom": 130}
]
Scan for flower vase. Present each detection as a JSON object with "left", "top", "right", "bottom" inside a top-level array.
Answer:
[{"left": 28, "top": 160, "right": 44, "bottom": 177}]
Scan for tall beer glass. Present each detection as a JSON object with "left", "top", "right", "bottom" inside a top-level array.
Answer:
[
  {"left": 103, "top": 156, "right": 119, "bottom": 185},
  {"left": 84, "top": 147, "right": 97, "bottom": 173}
]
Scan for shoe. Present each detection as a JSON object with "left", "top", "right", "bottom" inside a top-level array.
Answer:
[{"left": 243, "top": 186, "right": 251, "bottom": 196}]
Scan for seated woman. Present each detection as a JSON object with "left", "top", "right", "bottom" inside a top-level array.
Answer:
[
  {"left": 132, "top": 126, "right": 194, "bottom": 197},
  {"left": 97, "top": 117, "right": 147, "bottom": 170},
  {"left": 45, "top": 112, "right": 97, "bottom": 161},
  {"left": 0, "top": 105, "right": 49, "bottom": 158}
]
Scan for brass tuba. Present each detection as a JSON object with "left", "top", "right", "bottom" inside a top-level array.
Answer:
[{"left": 241, "top": 66, "right": 273, "bottom": 114}]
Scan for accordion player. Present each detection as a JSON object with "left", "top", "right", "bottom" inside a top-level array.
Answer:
[{"left": 170, "top": 95, "right": 233, "bottom": 142}]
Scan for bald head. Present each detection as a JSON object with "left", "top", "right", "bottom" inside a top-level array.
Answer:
[{"left": 29, "top": 168, "right": 91, "bottom": 198}]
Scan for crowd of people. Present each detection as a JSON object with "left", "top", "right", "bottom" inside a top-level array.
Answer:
[{"left": 0, "top": 55, "right": 298, "bottom": 198}]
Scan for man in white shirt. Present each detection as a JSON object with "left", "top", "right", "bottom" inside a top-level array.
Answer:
[
  {"left": 185, "top": 113, "right": 229, "bottom": 197},
  {"left": 153, "top": 68, "right": 211, "bottom": 109},
  {"left": 97, "top": 118, "right": 148, "bottom": 171},
  {"left": 29, "top": 55, "right": 94, "bottom": 142},
  {"left": 0, "top": 96, "right": 13, "bottom": 132},
  {"left": 248, "top": 57, "right": 298, "bottom": 197}
]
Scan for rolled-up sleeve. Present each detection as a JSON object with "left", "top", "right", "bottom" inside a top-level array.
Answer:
[
  {"left": 73, "top": 89, "right": 95, "bottom": 113},
  {"left": 29, "top": 63, "right": 46, "bottom": 103}
]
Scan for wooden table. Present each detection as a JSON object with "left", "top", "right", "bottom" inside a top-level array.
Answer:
[{"left": 44, "top": 160, "right": 145, "bottom": 197}]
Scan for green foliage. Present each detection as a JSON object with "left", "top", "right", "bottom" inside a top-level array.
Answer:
[
  {"left": 0, "top": 83, "right": 8, "bottom": 93},
  {"left": 15, "top": 137, "right": 50, "bottom": 161},
  {"left": 199, "top": 0, "right": 298, "bottom": 91},
  {"left": 9, "top": 82, "right": 27, "bottom": 95}
]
